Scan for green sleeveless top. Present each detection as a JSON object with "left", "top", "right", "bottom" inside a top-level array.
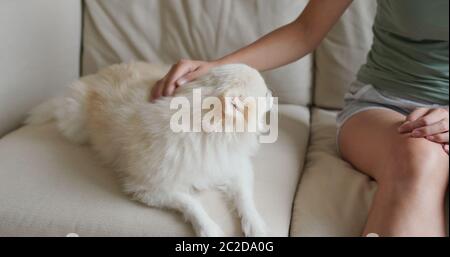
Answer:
[{"left": 357, "top": 0, "right": 449, "bottom": 105}]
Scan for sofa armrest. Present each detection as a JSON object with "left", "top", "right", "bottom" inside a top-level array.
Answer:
[{"left": 0, "top": 0, "right": 82, "bottom": 137}]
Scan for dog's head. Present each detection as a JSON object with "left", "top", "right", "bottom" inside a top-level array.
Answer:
[{"left": 178, "top": 64, "right": 273, "bottom": 133}]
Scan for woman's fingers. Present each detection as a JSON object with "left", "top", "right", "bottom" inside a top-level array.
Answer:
[
  {"left": 398, "top": 108, "right": 429, "bottom": 132},
  {"left": 411, "top": 118, "right": 449, "bottom": 137},
  {"left": 150, "top": 79, "right": 166, "bottom": 101},
  {"left": 397, "top": 108, "right": 449, "bottom": 153},
  {"left": 176, "top": 66, "right": 209, "bottom": 87},
  {"left": 150, "top": 61, "right": 194, "bottom": 101},
  {"left": 398, "top": 108, "right": 448, "bottom": 133},
  {"left": 150, "top": 60, "right": 220, "bottom": 101},
  {"left": 150, "top": 60, "right": 214, "bottom": 101},
  {"left": 406, "top": 108, "right": 430, "bottom": 122},
  {"left": 426, "top": 132, "right": 449, "bottom": 143},
  {"left": 162, "top": 60, "right": 198, "bottom": 97},
  {"left": 176, "top": 69, "right": 201, "bottom": 87}
]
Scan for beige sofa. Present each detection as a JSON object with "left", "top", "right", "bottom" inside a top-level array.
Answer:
[{"left": 0, "top": 0, "right": 447, "bottom": 237}]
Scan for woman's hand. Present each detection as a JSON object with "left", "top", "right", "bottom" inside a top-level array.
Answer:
[
  {"left": 150, "top": 60, "right": 218, "bottom": 101},
  {"left": 398, "top": 107, "right": 449, "bottom": 153}
]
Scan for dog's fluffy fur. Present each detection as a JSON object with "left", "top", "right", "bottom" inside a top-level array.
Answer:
[{"left": 26, "top": 62, "right": 272, "bottom": 237}]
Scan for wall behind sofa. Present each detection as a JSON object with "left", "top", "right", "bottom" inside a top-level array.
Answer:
[{"left": 0, "top": 0, "right": 82, "bottom": 137}]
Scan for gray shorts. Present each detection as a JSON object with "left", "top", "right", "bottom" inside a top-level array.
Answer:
[{"left": 336, "top": 80, "right": 448, "bottom": 154}]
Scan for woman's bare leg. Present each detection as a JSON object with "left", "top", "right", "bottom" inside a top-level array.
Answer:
[{"left": 339, "top": 109, "right": 449, "bottom": 237}]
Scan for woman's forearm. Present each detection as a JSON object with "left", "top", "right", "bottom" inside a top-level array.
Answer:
[
  {"left": 215, "top": 22, "right": 313, "bottom": 71},
  {"left": 215, "top": 0, "right": 353, "bottom": 71}
]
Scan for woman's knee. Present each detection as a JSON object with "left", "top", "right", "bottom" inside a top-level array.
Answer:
[{"left": 382, "top": 137, "right": 449, "bottom": 190}]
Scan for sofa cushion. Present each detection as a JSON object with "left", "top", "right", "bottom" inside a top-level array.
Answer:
[
  {"left": 82, "top": 0, "right": 313, "bottom": 106},
  {"left": 314, "top": 1, "right": 377, "bottom": 109},
  {"left": 290, "top": 108, "right": 377, "bottom": 236},
  {"left": 0, "top": 105, "right": 309, "bottom": 236},
  {"left": 0, "top": 0, "right": 81, "bottom": 138}
]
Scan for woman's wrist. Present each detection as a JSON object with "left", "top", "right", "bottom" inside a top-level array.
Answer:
[{"left": 212, "top": 57, "right": 233, "bottom": 67}]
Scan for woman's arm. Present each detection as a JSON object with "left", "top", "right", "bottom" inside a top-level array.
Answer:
[
  {"left": 216, "top": 0, "right": 353, "bottom": 71},
  {"left": 151, "top": 0, "right": 353, "bottom": 100}
]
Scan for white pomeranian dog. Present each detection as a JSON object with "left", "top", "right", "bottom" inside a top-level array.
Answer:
[{"left": 25, "top": 62, "right": 273, "bottom": 237}]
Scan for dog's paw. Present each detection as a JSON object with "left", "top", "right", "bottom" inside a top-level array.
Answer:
[
  {"left": 242, "top": 216, "right": 267, "bottom": 237},
  {"left": 197, "top": 223, "right": 225, "bottom": 237}
]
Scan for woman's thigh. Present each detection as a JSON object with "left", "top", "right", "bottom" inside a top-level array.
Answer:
[{"left": 338, "top": 108, "right": 448, "bottom": 184}]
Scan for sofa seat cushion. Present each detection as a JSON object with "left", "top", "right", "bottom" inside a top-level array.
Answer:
[
  {"left": 0, "top": 105, "right": 309, "bottom": 236},
  {"left": 290, "top": 108, "right": 377, "bottom": 236}
]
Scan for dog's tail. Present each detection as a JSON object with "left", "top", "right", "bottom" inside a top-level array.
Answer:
[{"left": 25, "top": 81, "right": 89, "bottom": 144}]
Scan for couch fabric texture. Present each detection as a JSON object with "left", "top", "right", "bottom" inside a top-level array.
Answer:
[
  {"left": 0, "top": 0, "right": 81, "bottom": 137},
  {"left": 0, "top": 106, "right": 309, "bottom": 236},
  {"left": 0, "top": 0, "right": 447, "bottom": 236}
]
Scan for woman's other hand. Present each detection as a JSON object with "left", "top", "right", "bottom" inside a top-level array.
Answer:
[
  {"left": 150, "top": 60, "right": 218, "bottom": 101},
  {"left": 398, "top": 107, "right": 449, "bottom": 153}
]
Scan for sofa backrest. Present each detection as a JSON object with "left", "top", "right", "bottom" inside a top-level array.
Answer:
[
  {"left": 0, "top": 0, "right": 82, "bottom": 137},
  {"left": 0, "top": 0, "right": 377, "bottom": 138},
  {"left": 82, "top": 0, "right": 313, "bottom": 106},
  {"left": 314, "top": 1, "right": 377, "bottom": 109},
  {"left": 82, "top": 0, "right": 377, "bottom": 108}
]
